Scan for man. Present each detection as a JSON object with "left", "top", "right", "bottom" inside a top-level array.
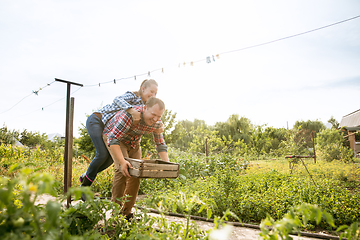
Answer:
[{"left": 103, "top": 96, "right": 169, "bottom": 219}]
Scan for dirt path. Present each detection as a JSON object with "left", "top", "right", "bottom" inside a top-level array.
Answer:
[{"left": 34, "top": 194, "right": 332, "bottom": 240}]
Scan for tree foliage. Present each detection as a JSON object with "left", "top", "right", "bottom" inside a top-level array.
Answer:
[
  {"left": 316, "top": 128, "right": 354, "bottom": 162},
  {"left": 140, "top": 109, "right": 179, "bottom": 158},
  {"left": 249, "top": 125, "right": 272, "bottom": 159},
  {"left": 76, "top": 123, "right": 95, "bottom": 156},
  {"left": 0, "top": 124, "right": 60, "bottom": 149},
  {"left": 19, "top": 129, "right": 48, "bottom": 148},
  {"left": 293, "top": 119, "right": 326, "bottom": 149},
  {"left": 214, "top": 114, "right": 252, "bottom": 144},
  {"left": 327, "top": 116, "right": 340, "bottom": 129},
  {"left": 171, "top": 119, "right": 208, "bottom": 151},
  {"left": 73, "top": 109, "right": 355, "bottom": 162},
  {"left": 0, "top": 124, "right": 17, "bottom": 144}
]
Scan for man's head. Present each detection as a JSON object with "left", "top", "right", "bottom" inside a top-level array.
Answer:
[{"left": 142, "top": 97, "right": 165, "bottom": 126}]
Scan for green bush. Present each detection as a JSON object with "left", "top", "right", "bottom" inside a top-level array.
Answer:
[{"left": 317, "top": 128, "right": 354, "bottom": 162}]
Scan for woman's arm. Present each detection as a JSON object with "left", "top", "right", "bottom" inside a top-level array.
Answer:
[{"left": 113, "top": 92, "right": 142, "bottom": 124}]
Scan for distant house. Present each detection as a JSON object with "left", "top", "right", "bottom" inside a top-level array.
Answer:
[
  {"left": 339, "top": 109, "right": 360, "bottom": 157},
  {"left": 340, "top": 109, "right": 360, "bottom": 130},
  {"left": 11, "top": 137, "right": 24, "bottom": 147},
  {"left": 47, "top": 133, "right": 65, "bottom": 142}
]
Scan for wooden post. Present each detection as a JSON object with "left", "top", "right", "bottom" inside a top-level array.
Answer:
[
  {"left": 311, "top": 131, "right": 316, "bottom": 164},
  {"left": 66, "top": 97, "right": 74, "bottom": 207},
  {"left": 55, "top": 78, "right": 83, "bottom": 207},
  {"left": 349, "top": 132, "right": 356, "bottom": 158},
  {"left": 63, "top": 83, "right": 70, "bottom": 195},
  {"left": 205, "top": 138, "right": 208, "bottom": 157}
]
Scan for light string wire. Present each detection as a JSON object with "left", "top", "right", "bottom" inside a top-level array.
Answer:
[
  {"left": 2, "top": 14, "right": 359, "bottom": 114},
  {"left": 84, "top": 14, "right": 360, "bottom": 87},
  {"left": 7, "top": 86, "right": 83, "bottom": 121},
  {"left": 179, "top": 14, "right": 360, "bottom": 65},
  {"left": 219, "top": 14, "right": 360, "bottom": 56},
  {"left": 0, "top": 81, "right": 56, "bottom": 114}
]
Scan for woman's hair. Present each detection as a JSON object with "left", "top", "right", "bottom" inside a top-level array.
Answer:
[{"left": 133, "top": 79, "right": 158, "bottom": 98}]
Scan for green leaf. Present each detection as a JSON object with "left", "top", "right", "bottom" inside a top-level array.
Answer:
[{"left": 8, "top": 163, "right": 20, "bottom": 173}]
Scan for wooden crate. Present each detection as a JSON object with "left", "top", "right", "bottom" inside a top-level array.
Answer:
[{"left": 124, "top": 157, "right": 179, "bottom": 178}]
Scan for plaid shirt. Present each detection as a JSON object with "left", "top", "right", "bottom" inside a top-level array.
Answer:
[
  {"left": 103, "top": 105, "right": 166, "bottom": 151},
  {"left": 97, "top": 91, "right": 143, "bottom": 125}
]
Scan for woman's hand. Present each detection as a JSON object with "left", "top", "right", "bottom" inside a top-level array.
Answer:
[
  {"left": 127, "top": 108, "right": 141, "bottom": 124},
  {"left": 154, "top": 122, "right": 164, "bottom": 134}
]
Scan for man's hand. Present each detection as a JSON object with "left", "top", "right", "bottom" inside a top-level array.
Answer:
[
  {"left": 127, "top": 108, "right": 141, "bottom": 125},
  {"left": 120, "top": 160, "right": 133, "bottom": 178},
  {"left": 108, "top": 143, "right": 133, "bottom": 178}
]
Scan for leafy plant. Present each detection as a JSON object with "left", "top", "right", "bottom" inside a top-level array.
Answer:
[{"left": 259, "top": 203, "right": 335, "bottom": 239}]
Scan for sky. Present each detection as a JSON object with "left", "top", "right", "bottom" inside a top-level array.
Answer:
[{"left": 1, "top": 0, "right": 360, "bottom": 138}]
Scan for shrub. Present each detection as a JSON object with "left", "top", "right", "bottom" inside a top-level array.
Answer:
[{"left": 317, "top": 128, "right": 354, "bottom": 162}]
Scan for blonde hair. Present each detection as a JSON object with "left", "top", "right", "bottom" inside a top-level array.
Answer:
[{"left": 133, "top": 79, "right": 158, "bottom": 101}]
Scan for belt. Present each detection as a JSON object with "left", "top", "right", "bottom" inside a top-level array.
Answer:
[{"left": 94, "top": 112, "right": 102, "bottom": 119}]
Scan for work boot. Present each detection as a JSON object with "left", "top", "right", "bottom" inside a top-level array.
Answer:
[
  {"left": 80, "top": 176, "right": 92, "bottom": 201},
  {"left": 79, "top": 173, "right": 85, "bottom": 184},
  {"left": 125, "top": 213, "right": 141, "bottom": 222},
  {"left": 125, "top": 213, "right": 134, "bottom": 221}
]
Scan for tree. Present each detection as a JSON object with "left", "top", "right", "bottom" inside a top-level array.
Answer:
[
  {"left": 140, "top": 109, "right": 179, "bottom": 158},
  {"left": 316, "top": 128, "right": 354, "bottom": 162},
  {"left": 214, "top": 114, "right": 252, "bottom": 144},
  {"left": 293, "top": 120, "right": 325, "bottom": 149},
  {"left": 263, "top": 127, "right": 288, "bottom": 154},
  {"left": 171, "top": 119, "right": 208, "bottom": 151},
  {"left": 19, "top": 129, "right": 49, "bottom": 148},
  {"left": 0, "top": 124, "right": 18, "bottom": 144},
  {"left": 76, "top": 122, "right": 95, "bottom": 156},
  {"left": 160, "top": 109, "right": 179, "bottom": 144},
  {"left": 327, "top": 116, "right": 339, "bottom": 129},
  {"left": 250, "top": 125, "right": 272, "bottom": 159}
]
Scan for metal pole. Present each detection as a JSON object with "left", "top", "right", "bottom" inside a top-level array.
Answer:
[{"left": 300, "top": 158, "right": 317, "bottom": 187}]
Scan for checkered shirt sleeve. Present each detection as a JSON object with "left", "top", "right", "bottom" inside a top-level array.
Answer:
[
  {"left": 103, "top": 110, "right": 133, "bottom": 146},
  {"left": 98, "top": 91, "right": 143, "bottom": 124},
  {"left": 103, "top": 105, "right": 167, "bottom": 150}
]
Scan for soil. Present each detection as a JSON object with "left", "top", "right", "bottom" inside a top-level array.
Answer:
[{"left": 34, "top": 194, "right": 334, "bottom": 240}]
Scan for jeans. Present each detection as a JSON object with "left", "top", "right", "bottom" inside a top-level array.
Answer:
[{"left": 85, "top": 113, "right": 114, "bottom": 182}]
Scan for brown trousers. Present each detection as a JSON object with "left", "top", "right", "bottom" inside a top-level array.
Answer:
[{"left": 110, "top": 142, "right": 141, "bottom": 216}]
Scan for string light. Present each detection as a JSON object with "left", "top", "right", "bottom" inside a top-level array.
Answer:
[{"left": 0, "top": 81, "right": 56, "bottom": 114}]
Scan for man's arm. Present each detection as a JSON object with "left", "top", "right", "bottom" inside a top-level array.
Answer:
[
  {"left": 109, "top": 144, "right": 133, "bottom": 178},
  {"left": 152, "top": 122, "right": 168, "bottom": 161},
  {"left": 158, "top": 151, "right": 169, "bottom": 162},
  {"left": 103, "top": 111, "right": 134, "bottom": 178}
]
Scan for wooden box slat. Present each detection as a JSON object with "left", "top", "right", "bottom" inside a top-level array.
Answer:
[
  {"left": 141, "top": 163, "right": 178, "bottom": 171},
  {"left": 140, "top": 170, "right": 179, "bottom": 178},
  {"left": 124, "top": 157, "right": 179, "bottom": 179}
]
